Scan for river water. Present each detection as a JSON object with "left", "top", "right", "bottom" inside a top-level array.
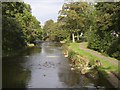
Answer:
[{"left": 2, "top": 42, "right": 113, "bottom": 89}]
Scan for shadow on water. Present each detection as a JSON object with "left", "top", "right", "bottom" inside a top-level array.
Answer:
[
  {"left": 2, "top": 57, "right": 31, "bottom": 88},
  {"left": 2, "top": 45, "right": 42, "bottom": 88},
  {"left": 2, "top": 42, "right": 116, "bottom": 89}
]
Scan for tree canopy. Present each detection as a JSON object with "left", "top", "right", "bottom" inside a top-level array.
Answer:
[
  {"left": 2, "top": 2, "right": 42, "bottom": 56},
  {"left": 2, "top": 1, "right": 120, "bottom": 60},
  {"left": 58, "top": 2, "right": 94, "bottom": 42},
  {"left": 87, "top": 2, "right": 120, "bottom": 60},
  {"left": 58, "top": 1, "right": 120, "bottom": 60}
]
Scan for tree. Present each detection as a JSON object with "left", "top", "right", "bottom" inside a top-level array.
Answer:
[
  {"left": 43, "top": 19, "right": 54, "bottom": 41},
  {"left": 2, "top": 2, "right": 27, "bottom": 56},
  {"left": 87, "top": 2, "right": 120, "bottom": 60},
  {"left": 2, "top": 2, "right": 42, "bottom": 56},
  {"left": 58, "top": 2, "right": 92, "bottom": 42}
]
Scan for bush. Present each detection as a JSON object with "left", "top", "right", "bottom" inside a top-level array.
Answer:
[
  {"left": 107, "top": 37, "right": 120, "bottom": 60},
  {"left": 68, "top": 50, "right": 77, "bottom": 59}
]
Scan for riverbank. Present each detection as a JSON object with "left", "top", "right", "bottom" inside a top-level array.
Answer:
[
  {"left": 2, "top": 43, "right": 36, "bottom": 58},
  {"left": 66, "top": 42, "right": 119, "bottom": 88}
]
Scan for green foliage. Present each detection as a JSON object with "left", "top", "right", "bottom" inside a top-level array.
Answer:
[
  {"left": 107, "top": 37, "right": 120, "bottom": 60},
  {"left": 58, "top": 2, "right": 94, "bottom": 42},
  {"left": 43, "top": 19, "right": 69, "bottom": 41},
  {"left": 87, "top": 2, "right": 120, "bottom": 60},
  {"left": 58, "top": 2, "right": 120, "bottom": 61},
  {"left": 2, "top": 2, "right": 42, "bottom": 56},
  {"left": 68, "top": 50, "right": 77, "bottom": 60},
  {"left": 69, "top": 43, "right": 119, "bottom": 73},
  {"left": 2, "top": 16, "right": 26, "bottom": 55}
]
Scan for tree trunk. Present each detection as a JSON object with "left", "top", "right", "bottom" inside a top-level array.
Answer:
[
  {"left": 72, "top": 33, "right": 75, "bottom": 42},
  {"left": 77, "top": 33, "right": 79, "bottom": 41}
]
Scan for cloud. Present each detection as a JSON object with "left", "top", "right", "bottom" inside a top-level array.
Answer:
[{"left": 24, "top": 0, "right": 64, "bottom": 25}]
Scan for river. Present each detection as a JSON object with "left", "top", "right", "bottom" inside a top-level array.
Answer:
[{"left": 2, "top": 42, "right": 113, "bottom": 89}]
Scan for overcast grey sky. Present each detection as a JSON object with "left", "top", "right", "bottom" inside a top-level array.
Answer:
[{"left": 24, "top": 0, "right": 64, "bottom": 25}]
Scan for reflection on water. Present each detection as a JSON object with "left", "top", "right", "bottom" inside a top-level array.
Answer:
[
  {"left": 2, "top": 57, "right": 31, "bottom": 88},
  {"left": 2, "top": 47, "right": 41, "bottom": 88},
  {"left": 2, "top": 42, "right": 113, "bottom": 89},
  {"left": 58, "top": 70, "right": 97, "bottom": 88}
]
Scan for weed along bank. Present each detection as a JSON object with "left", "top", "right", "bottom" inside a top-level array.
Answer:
[{"left": 63, "top": 42, "right": 119, "bottom": 88}]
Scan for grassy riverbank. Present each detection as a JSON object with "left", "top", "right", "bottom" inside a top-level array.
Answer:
[
  {"left": 66, "top": 42, "right": 119, "bottom": 88},
  {"left": 68, "top": 42, "right": 119, "bottom": 73}
]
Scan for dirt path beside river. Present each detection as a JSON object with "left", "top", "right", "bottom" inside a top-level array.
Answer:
[{"left": 79, "top": 42, "right": 120, "bottom": 88}]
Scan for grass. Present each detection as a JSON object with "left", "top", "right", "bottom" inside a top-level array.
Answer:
[{"left": 68, "top": 43, "right": 119, "bottom": 73}]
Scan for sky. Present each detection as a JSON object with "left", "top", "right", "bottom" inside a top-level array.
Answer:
[{"left": 24, "top": 0, "right": 64, "bottom": 26}]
